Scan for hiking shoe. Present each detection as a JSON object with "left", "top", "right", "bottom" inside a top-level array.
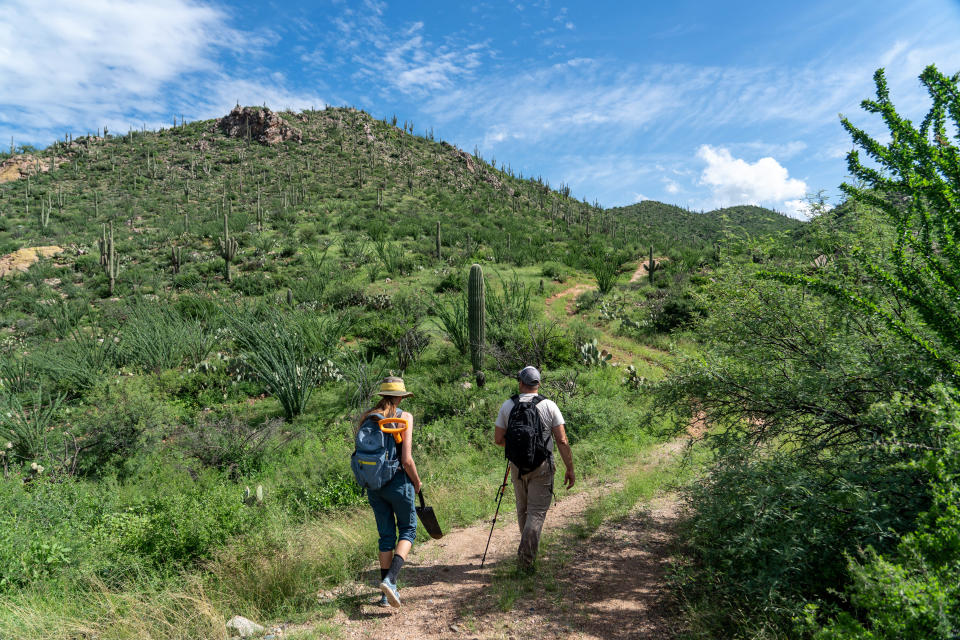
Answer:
[
  {"left": 379, "top": 577, "right": 401, "bottom": 608},
  {"left": 375, "top": 593, "right": 390, "bottom": 608}
]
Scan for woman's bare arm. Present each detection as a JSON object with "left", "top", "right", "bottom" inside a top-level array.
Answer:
[{"left": 399, "top": 411, "right": 422, "bottom": 492}]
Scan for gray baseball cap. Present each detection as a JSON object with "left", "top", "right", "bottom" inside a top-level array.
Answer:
[{"left": 518, "top": 366, "right": 541, "bottom": 385}]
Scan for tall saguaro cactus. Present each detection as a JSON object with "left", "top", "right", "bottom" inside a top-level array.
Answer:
[
  {"left": 218, "top": 212, "right": 239, "bottom": 283},
  {"left": 436, "top": 220, "right": 442, "bottom": 261},
  {"left": 647, "top": 245, "right": 661, "bottom": 285},
  {"left": 99, "top": 222, "right": 118, "bottom": 295},
  {"left": 468, "top": 263, "right": 486, "bottom": 387}
]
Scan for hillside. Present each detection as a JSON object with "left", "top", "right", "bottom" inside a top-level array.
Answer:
[{"left": 608, "top": 200, "right": 804, "bottom": 250}]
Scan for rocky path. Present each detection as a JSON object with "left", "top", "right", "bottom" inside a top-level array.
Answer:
[{"left": 285, "top": 439, "right": 688, "bottom": 640}]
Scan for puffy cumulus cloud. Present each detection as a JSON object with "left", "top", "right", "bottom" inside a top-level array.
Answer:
[{"left": 697, "top": 145, "right": 808, "bottom": 215}]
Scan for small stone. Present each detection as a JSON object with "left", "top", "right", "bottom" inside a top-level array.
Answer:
[
  {"left": 226, "top": 615, "right": 265, "bottom": 638},
  {"left": 449, "top": 624, "right": 460, "bottom": 632}
]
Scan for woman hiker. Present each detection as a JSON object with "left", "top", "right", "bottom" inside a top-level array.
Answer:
[{"left": 355, "top": 376, "right": 422, "bottom": 608}]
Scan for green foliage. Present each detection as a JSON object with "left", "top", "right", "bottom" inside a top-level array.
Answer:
[
  {"left": 427, "top": 290, "right": 469, "bottom": 355},
  {"left": 231, "top": 309, "right": 344, "bottom": 419},
  {"left": 764, "top": 66, "right": 960, "bottom": 377},
  {"left": 588, "top": 251, "right": 625, "bottom": 294},
  {"left": 810, "top": 387, "right": 960, "bottom": 639},
  {"left": 0, "top": 387, "right": 62, "bottom": 464},
  {"left": 115, "top": 302, "right": 214, "bottom": 373}
]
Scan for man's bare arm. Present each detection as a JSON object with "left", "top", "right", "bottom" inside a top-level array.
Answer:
[{"left": 552, "top": 424, "right": 575, "bottom": 489}]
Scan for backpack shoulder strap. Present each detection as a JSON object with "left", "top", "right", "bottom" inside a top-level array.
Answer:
[
  {"left": 531, "top": 395, "right": 545, "bottom": 405},
  {"left": 510, "top": 394, "right": 520, "bottom": 404}
]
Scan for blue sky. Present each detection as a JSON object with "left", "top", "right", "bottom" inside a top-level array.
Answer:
[{"left": 2, "top": 0, "right": 959, "bottom": 217}]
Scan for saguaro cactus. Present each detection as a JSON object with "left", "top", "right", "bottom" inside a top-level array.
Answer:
[
  {"left": 436, "top": 220, "right": 442, "bottom": 261},
  {"left": 468, "top": 263, "right": 486, "bottom": 386},
  {"left": 218, "top": 212, "right": 238, "bottom": 283},
  {"left": 647, "top": 245, "right": 661, "bottom": 285},
  {"left": 170, "top": 246, "right": 182, "bottom": 274},
  {"left": 99, "top": 222, "right": 118, "bottom": 295}
]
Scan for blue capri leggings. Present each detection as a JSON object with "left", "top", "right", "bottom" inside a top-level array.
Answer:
[{"left": 367, "top": 470, "right": 418, "bottom": 552}]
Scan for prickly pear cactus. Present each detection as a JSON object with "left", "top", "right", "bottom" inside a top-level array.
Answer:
[{"left": 578, "top": 339, "right": 612, "bottom": 367}]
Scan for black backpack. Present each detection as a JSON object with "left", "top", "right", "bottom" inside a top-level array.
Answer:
[{"left": 504, "top": 394, "right": 550, "bottom": 473}]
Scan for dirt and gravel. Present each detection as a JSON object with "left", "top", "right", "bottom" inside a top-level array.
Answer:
[{"left": 285, "top": 439, "right": 689, "bottom": 640}]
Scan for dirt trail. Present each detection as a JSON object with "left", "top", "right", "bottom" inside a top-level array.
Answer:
[
  {"left": 289, "top": 439, "right": 688, "bottom": 640},
  {"left": 544, "top": 283, "right": 594, "bottom": 316}
]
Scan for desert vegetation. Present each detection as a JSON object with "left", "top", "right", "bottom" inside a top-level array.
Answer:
[{"left": 0, "top": 63, "right": 956, "bottom": 640}]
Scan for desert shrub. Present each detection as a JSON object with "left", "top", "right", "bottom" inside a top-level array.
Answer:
[
  {"left": 427, "top": 291, "right": 469, "bottom": 355},
  {"left": 540, "top": 261, "right": 567, "bottom": 282},
  {"left": 488, "top": 320, "right": 574, "bottom": 374},
  {"left": 322, "top": 281, "right": 366, "bottom": 309},
  {"left": 174, "top": 294, "right": 221, "bottom": 323},
  {"left": 574, "top": 288, "right": 601, "bottom": 312},
  {"left": 337, "top": 349, "right": 390, "bottom": 411},
  {"left": 180, "top": 412, "right": 288, "bottom": 478},
  {"left": 39, "top": 329, "right": 117, "bottom": 396},
  {"left": 433, "top": 270, "right": 462, "bottom": 293},
  {"left": 486, "top": 271, "right": 532, "bottom": 330},
  {"left": 588, "top": 252, "right": 626, "bottom": 294},
  {"left": 72, "top": 377, "right": 179, "bottom": 477},
  {"left": 91, "top": 472, "right": 262, "bottom": 568},
  {"left": 808, "top": 387, "right": 960, "bottom": 639},
  {"left": 647, "top": 288, "right": 705, "bottom": 333},
  {"left": 230, "top": 273, "right": 275, "bottom": 296}
]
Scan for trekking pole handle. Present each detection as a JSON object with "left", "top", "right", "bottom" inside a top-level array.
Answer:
[{"left": 378, "top": 417, "right": 409, "bottom": 444}]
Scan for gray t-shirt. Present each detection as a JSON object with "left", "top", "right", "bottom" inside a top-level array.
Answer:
[{"left": 495, "top": 393, "right": 565, "bottom": 453}]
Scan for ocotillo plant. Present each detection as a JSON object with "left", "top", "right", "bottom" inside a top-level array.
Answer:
[
  {"left": 468, "top": 263, "right": 486, "bottom": 387},
  {"left": 218, "top": 212, "right": 238, "bottom": 283}
]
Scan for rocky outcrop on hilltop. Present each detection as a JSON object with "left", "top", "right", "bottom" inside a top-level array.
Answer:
[{"left": 218, "top": 106, "right": 303, "bottom": 145}]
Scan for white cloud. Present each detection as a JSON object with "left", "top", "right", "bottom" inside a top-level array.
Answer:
[
  {"left": 697, "top": 145, "right": 808, "bottom": 214},
  {"left": 664, "top": 179, "right": 680, "bottom": 194},
  {"left": 632, "top": 192, "right": 650, "bottom": 202},
  {"left": 328, "top": 5, "right": 490, "bottom": 95},
  {"left": 0, "top": 0, "right": 324, "bottom": 144}
]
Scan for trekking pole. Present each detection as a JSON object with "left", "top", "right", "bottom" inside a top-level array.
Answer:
[{"left": 481, "top": 463, "right": 511, "bottom": 568}]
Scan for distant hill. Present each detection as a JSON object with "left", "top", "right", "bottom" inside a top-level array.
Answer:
[{"left": 608, "top": 201, "right": 804, "bottom": 251}]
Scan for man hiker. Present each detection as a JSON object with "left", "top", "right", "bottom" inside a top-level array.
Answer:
[{"left": 494, "top": 366, "right": 575, "bottom": 571}]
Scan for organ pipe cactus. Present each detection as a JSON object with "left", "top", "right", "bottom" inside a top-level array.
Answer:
[
  {"left": 218, "top": 212, "right": 238, "bottom": 282},
  {"left": 468, "top": 263, "right": 485, "bottom": 386}
]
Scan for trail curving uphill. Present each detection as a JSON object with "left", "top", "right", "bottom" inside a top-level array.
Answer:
[{"left": 286, "top": 438, "right": 689, "bottom": 640}]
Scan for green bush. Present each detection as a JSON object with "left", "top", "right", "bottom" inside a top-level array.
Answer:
[{"left": 811, "top": 387, "right": 960, "bottom": 639}]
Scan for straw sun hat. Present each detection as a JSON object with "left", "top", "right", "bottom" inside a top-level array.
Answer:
[{"left": 377, "top": 376, "right": 414, "bottom": 398}]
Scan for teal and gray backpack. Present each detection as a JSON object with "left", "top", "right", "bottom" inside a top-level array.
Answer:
[{"left": 350, "top": 410, "right": 402, "bottom": 490}]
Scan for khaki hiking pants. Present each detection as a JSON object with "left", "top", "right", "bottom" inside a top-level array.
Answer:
[{"left": 510, "top": 459, "right": 554, "bottom": 566}]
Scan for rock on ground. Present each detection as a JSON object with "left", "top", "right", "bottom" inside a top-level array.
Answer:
[{"left": 226, "top": 615, "right": 265, "bottom": 638}]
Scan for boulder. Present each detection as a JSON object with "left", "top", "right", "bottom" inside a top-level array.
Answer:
[{"left": 218, "top": 106, "right": 303, "bottom": 145}]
